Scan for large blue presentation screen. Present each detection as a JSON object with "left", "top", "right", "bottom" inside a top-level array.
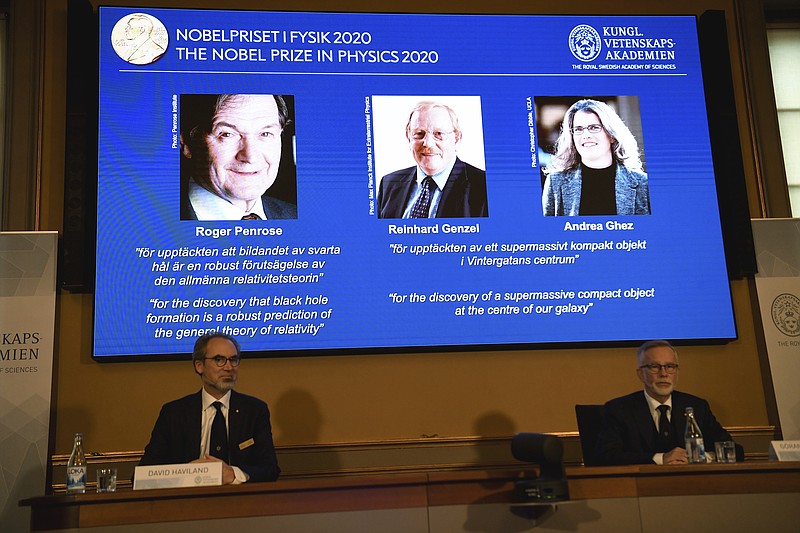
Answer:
[{"left": 94, "top": 7, "right": 736, "bottom": 359}]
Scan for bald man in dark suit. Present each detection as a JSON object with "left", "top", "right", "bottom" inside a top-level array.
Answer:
[{"left": 377, "top": 101, "right": 488, "bottom": 219}]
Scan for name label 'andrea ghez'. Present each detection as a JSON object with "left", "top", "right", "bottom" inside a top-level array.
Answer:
[{"left": 564, "top": 220, "right": 634, "bottom": 231}]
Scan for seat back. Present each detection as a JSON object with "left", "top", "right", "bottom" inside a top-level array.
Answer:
[{"left": 574, "top": 404, "right": 605, "bottom": 466}]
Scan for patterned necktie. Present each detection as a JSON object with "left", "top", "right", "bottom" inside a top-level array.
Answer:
[
  {"left": 241, "top": 213, "right": 261, "bottom": 220},
  {"left": 210, "top": 401, "right": 229, "bottom": 461},
  {"left": 656, "top": 404, "right": 673, "bottom": 452},
  {"left": 409, "top": 176, "right": 435, "bottom": 218}
]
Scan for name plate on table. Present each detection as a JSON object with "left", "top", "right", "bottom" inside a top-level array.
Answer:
[
  {"left": 768, "top": 440, "right": 800, "bottom": 462},
  {"left": 133, "top": 462, "right": 222, "bottom": 490}
]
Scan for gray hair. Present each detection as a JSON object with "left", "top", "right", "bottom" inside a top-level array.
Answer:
[
  {"left": 191, "top": 332, "right": 241, "bottom": 365},
  {"left": 405, "top": 101, "right": 461, "bottom": 135},
  {"left": 636, "top": 339, "right": 678, "bottom": 364}
]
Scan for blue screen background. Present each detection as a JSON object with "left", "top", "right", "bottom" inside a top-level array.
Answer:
[{"left": 94, "top": 8, "right": 735, "bottom": 358}]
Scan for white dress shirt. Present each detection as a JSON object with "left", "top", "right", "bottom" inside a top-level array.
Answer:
[{"left": 189, "top": 180, "right": 268, "bottom": 220}]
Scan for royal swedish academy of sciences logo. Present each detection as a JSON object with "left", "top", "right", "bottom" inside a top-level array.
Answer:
[
  {"left": 568, "top": 24, "right": 602, "bottom": 62},
  {"left": 771, "top": 293, "right": 800, "bottom": 337}
]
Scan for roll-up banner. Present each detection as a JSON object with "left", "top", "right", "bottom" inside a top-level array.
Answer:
[
  {"left": 0, "top": 232, "right": 57, "bottom": 531},
  {"left": 752, "top": 219, "right": 800, "bottom": 440}
]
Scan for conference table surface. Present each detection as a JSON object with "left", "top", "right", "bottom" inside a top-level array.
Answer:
[{"left": 21, "top": 461, "right": 800, "bottom": 531}]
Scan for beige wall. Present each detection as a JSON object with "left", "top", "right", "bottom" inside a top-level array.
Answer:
[{"left": 20, "top": 0, "right": 783, "bottom": 456}]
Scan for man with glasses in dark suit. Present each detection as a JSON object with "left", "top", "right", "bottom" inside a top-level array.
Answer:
[
  {"left": 597, "top": 340, "right": 736, "bottom": 465},
  {"left": 139, "top": 332, "right": 280, "bottom": 483}
]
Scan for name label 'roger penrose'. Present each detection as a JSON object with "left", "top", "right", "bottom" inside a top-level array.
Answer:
[{"left": 133, "top": 462, "right": 223, "bottom": 490}]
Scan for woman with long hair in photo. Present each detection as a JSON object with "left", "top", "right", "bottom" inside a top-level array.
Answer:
[{"left": 542, "top": 99, "right": 650, "bottom": 216}]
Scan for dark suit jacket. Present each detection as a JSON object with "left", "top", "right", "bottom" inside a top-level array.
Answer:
[
  {"left": 139, "top": 390, "right": 280, "bottom": 482},
  {"left": 597, "top": 390, "right": 733, "bottom": 465},
  {"left": 377, "top": 157, "right": 488, "bottom": 218},
  {"left": 542, "top": 163, "right": 650, "bottom": 216},
  {"left": 180, "top": 192, "right": 297, "bottom": 220}
]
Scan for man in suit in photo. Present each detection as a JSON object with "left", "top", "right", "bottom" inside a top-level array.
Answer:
[
  {"left": 377, "top": 101, "right": 488, "bottom": 219},
  {"left": 597, "top": 339, "right": 737, "bottom": 465},
  {"left": 139, "top": 332, "right": 280, "bottom": 483},
  {"left": 180, "top": 93, "right": 297, "bottom": 221}
]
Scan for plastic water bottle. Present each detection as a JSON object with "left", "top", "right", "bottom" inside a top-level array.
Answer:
[
  {"left": 684, "top": 407, "right": 706, "bottom": 463},
  {"left": 66, "top": 432, "right": 87, "bottom": 494}
]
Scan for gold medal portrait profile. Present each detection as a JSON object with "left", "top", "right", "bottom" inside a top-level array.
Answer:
[{"left": 111, "top": 13, "right": 169, "bottom": 66}]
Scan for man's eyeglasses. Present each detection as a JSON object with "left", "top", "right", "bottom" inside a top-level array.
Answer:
[
  {"left": 639, "top": 363, "right": 679, "bottom": 374},
  {"left": 570, "top": 124, "right": 604, "bottom": 136},
  {"left": 204, "top": 355, "right": 241, "bottom": 367},
  {"left": 409, "top": 129, "right": 454, "bottom": 141}
]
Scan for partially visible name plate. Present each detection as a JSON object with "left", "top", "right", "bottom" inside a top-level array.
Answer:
[
  {"left": 768, "top": 440, "right": 800, "bottom": 462},
  {"left": 133, "top": 462, "right": 222, "bottom": 490}
]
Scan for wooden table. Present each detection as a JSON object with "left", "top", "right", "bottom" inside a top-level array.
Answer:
[{"left": 21, "top": 462, "right": 800, "bottom": 532}]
